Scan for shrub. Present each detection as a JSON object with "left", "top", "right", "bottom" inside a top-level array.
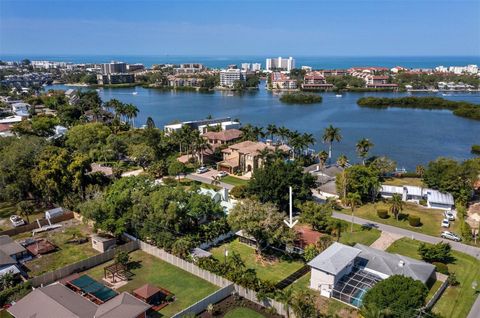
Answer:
[
  {"left": 408, "top": 215, "right": 421, "bottom": 227},
  {"left": 418, "top": 242, "right": 453, "bottom": 263},
  {"left": 472, "top": 145, "right": 480, "bottom": 155},
  {"left": 0, "top": 282, "right": 31, "bottom": 306},
  {"left": 279, "top": 92, "right": 322, "bottom": 104},
  {"left": 447, "top": 272, "right": 459, "bottom": 286},
  {"left": 419, "top": 199, "right": 427, "bottom": 206},
  {"left": 432, "top": 262, "right": 449, "bottom": 275},
  {"left": 230, "top": 185, "right": 248, "bottom": 198},
  {"left": 377, "top": 209, "right": 388, "bottom": 219}
]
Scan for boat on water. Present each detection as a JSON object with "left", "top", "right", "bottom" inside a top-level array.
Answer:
[
  {"left": 132, "top": 92, "right": 138, "bottom": 95},
  {"left": 336, "top": 94, "right": 342, "bottom": 97}
]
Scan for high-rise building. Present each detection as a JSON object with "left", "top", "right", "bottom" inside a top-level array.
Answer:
[
  {"left": 241, "top": 63, "right": 251, "bottom": 71},
  {"left": 251, "top": 63, "right": 262, "bottom": 71},
  {"left": 100, "top": 61, "right": 127, "bottom": 74},
  {"left": 220, "top": 68, "right": 246, "bottom": 87},
  {"left": 265, "top": 57, "right": 295, "bottom": 72}
]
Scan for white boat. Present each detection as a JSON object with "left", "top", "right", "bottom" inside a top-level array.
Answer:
[
  {"left": 336, "top": 94, "right": 342, "bottom": 97},
  {"left": 132, "top": 92, "right": 138, "bottom": 95}
]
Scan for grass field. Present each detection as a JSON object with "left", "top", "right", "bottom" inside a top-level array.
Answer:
[
  {"left": 224, "top": 307, "right": 266, "bottom": 318},
  {"left": 383, "top": 177, "right": 425, "bottom": 187},
  {"left": 0, "top": 201, "right": 44, "bottom": 230},
  {"left": 17, "top": 222, "right": 99, "bottom": 276},
  {"left": 339, "top": 202, "right": 459, "bottom": 238},
  {"left": 387, "top": 238, "right": 480, "bottom": 318},
  {"left": 86, "top": 250, "right": 219, "bottom": 317},
  {"left": 220, "top": 175, "right": 249, "bottom": 187},
  {"left": 337, "top": 223, "right": 381, "bottom": 246},
  {"left": 209, "top": 239, "right": 304, "bottom": 284}
]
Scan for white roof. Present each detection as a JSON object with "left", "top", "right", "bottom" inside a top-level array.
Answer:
[
  {"left": 425, "top": 189, "right": 454, "bottom": 205},
  {"left": 380, "top": 185, "right": 403, "bottom": 194},
  {"left": 405, "top": 186, "right": 423, "bottom": 196},
  {"left": 0, "top": 116, "right": 23, "bottom": 124},
  {"left": 0, "top": 264, "right": 20, "bottom": 277},
  {"left": 308, "top": 242, "right": 361, "bottom": 275}
]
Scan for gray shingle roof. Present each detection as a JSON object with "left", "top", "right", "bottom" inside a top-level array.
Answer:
[
  {"left": 95, "top": 292, "right": 150, "bottom": 318},
  {"left": 308, "top": 242, "right": 361, "bottom": 275},
  {"left": 354, "top": 244, "right": 435, "bottom": 283},
  {"left": 0, "top": 235, "right": 26, "bottom": 256}
]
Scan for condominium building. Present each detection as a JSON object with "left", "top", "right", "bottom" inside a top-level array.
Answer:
[
  {"left": 241, "top": 63, "right": 262, "bottom": 72},
  {"left": 220, "top": 68, "right": 246, "bottom": 87},
  {"left": 175, "top": 63, "right": 205, "bottom": 74},
  {"left": 100, "top": 61, "right": 127, "bottom": 74},
  {"left": 302, "top": 71, "right": 334, "bottom": 90},
  {"left": 164, "top": 117, "right": 240, "bottom": 134},
  {"left": 270, "top": 72, "right": 297, "bottom": 89},
  {"left": 96, "top": 73, "right": 135, "bottom": 85},
  {"left": 265, "top": 57, "right": 295, "bottom": 72}
]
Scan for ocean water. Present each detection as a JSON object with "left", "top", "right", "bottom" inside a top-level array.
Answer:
[
  {"left": 44, "top": 82, "right": 480, "bottom": 170},
  {"left": 3, "top": 55, "right": 480, "bottom": 69}
]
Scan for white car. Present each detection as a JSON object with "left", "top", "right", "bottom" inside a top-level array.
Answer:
[
  {"left": 196, "top": 166, "right": 209, "bottom": 174},
  {"left": 441, "top": 218, "right": 450, "bottom": 228},
  {"left": 441, "top": 231, "right": 461, "bottom": 242},
  {"left": 10, "top": 215, "right": 25, "bottom": 227},
  {"left": 444, "top": 210, "right": 455, "bottom": 221},
  {"left": 217, "top": 171, "right": 228, "bottom": 178}
]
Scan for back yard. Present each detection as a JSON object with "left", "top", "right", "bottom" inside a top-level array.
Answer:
[
  {"left": 86, "top": 250, "right": 219, "bottom": 317},
  {"left": 387, "top": 238, "right": 480, "bottom": 318}
]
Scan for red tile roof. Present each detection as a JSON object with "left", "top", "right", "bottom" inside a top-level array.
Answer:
[{"left": 202, "top": 129, "right": 243, "bottom": 142}]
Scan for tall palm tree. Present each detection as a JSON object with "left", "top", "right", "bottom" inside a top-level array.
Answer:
[
  {"left": 345, "top": 192, "right": 362, "bottom": 233},
  {"left": 194, "top": 135, "right": 212, "bottom": 165},
  {"left": 322, "top": 125, "right": 342, "bottom": 163},
  {"left": 275, "top": 288, "right": 294, "bottom": 318},
  {"left": 266, "top": 124, "right": 278, "bottom": 141},
  {"left": 390, "top": 193, "right": 404, "bottom": 221},
  {"left": 328, "top": 219, "right": 346, "bottom": 241},
  {"left": 336, "top": 154, "right": 349, "bottom": 199},
  {"left": 318, "top": 150, "right": 329, "bottom": 172},
  {"left": 278, "top": 126, "right": 290, "bottom": 144},
  {"left": 356, "top": 138, "right": 374, "bottom": 165},
  {"left": 211, "top": 175, "right": 221, "bottom": 186},
  {"left": 124, "top": 103, "right": 139, "bottom": 127}
]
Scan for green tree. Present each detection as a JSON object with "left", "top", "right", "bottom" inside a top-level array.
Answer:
[
  {"left": 227, "top": 199, "right": 296, "bottom": 254},
  {"left": 418, "top": 242, "right": 453, "bottom": 263},
  {"left": 337, "top": 165, "right": 380, "bottom": 203},
  {"left": 344, "top": 192, "right": 361, "bottom": 233},
  {"left": 303, "top": 244, "right": 320, "bottom": 262},
  {"left": 318, "top": 150, "right": 329, "bottom": 172},
  {"left": 362, "top": 275, "right": 428, "bottom": 318},
  {"left": 328, "top": 219, "right": 347, "bottom": 242},
  {"left": 389, "top": 193, "right": 404, "bottom": 221},
  {"left": 128, "top": 143, "right": 156, "bottom": 169},
  {"left": 299, "top": 201, "right": 332, "bottom": 232},
  {"left": 17, "top": 201, "right": 34, "bottom": 223},
  {"left": 115, "top": 250, "right": 130, "bottom": 268},
  {"left": 356, "top": 138, "right": 374, "bottom": 165},
  {"left": 336, "top": 154, "right": 349, "bottom": 199},
  {"left": 322, "top": 125, "right": 342, "bottom": 163},
  {"left": 290, "top": 289, "right": 318, "bottom": 318},
  {"left": 172, "top": 237, "right": 194, "bottom": 258},
  {"left": 65, "top": 123, "right": 112, "bottom": 159},
  {"left": 247, "top": 160, "right": 316, "bottom": 212},
  {"left": 168, "top": 160, "right": 186, "bottom": 180}
]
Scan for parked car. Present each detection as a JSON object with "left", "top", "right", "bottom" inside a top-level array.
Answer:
[
  {"left": 441, "top": 218, "right": 450, "bottom": 228},
  {"left": 444, "top": 210, "right": 455, "bottom": 221},
  {"left": 441, "top": 231, "right": 461, "bottom": 242},
  {"left": 217, "top": 171, "right": 228, "bottom": 178},
  {"left": 196, "top": 166, "right": 209, "bottom": 174},
  {"left": 10, "top": 215, "right": 25, "bottom": 227}
]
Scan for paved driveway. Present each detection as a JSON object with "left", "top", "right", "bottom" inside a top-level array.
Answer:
[{"left": 186, "top": 170, "right": 234, "bottom": 190}]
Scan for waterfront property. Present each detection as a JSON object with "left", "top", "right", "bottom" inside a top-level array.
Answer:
[
  {"left": 220, "top": 67, "right": 247, "bottom": 87},
  {"left": 198, "top": 187, "right": 237, "bottom": 214},
  {"left": 380, "top": 184, "right": 455, "bottom": 209},
  {"left": 265, "top": 56, "right": 295, "bottom": 72},
  {"left": 270, "top": 72, "right": 297, "bottom": 90},
  {"left": 302, "top": 71, "right": 334, "bottom": 91},
  {"left": 308, "top": 242, "right": 435, "bottom": 308},
  {"left": 202, "top": 128, "right": 243, "bottom": 149},
  {"left": 164, "top": 117, "right": 240, "bottom": 135},
  {"left": 217, "top": 140, "right": 290, "bottom": 175}
]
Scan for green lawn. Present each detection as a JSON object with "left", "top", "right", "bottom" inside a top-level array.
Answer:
[
  {"left": 383, "top": 177, "right": 425, "bottom": 187},
  {"left": 86, "top": 250, "right": 219, "bottom": 317},
  {"left": 0, "top": 310, "right": 13, "bottom": 318},
  {"left": 224, "top": 307, "right": 266, "bottom": 318},
  {"left": 340, "top": 202, "right": 459, "bottom": 238},
  {"left": 0, "top": 202, "right": 16, "bottom": 219},
  {"left": 209, "top": 239, "right": 304, "bottom": 284},
  {"left": 220, "top": 175, "right": 249, "bottom": 187},
  {"left": 387, "top": 238, "right": 480, "bottom": 318},
  {"left": 338, "top": 223, "right": 381, "bottom": 246},
  {"left": 17, "top": 223, "right": 99, "bottom": 276}
]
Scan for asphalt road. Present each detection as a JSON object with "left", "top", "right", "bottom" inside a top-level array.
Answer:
[{"left": 332, "top": 212, "right": 480, "bottom": 260}]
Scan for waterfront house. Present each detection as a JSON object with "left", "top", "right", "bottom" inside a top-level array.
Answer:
[
  {"left": 302, "top": 71, "right": 334, "bottom": 90},
  {"left": 164, "top": 117, "right": 240, "bottom": 135},
  {"left": 202, "top": 129, "right": 243, "bottom": 149},
  {"left": 198, "top": 187, "right": 237, "bottom": 214},
  {"left": 308, "top": 242, "right": 435, "bottom": 307},
  {"left": 270, "top": 72, "right": 297, "bottom": 89},
  {"left": 379, "top": 185, "right": 454, "bottom": 209},
  {"left": 217, "top": 140, "right": 290, "bottom": 175}
]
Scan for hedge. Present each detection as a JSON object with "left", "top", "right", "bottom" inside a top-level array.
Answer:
[
  {"left": 408, "top": 215, "right": 421, "bottom": 227},
  {"left": 0, "top": 282, "right": 31, "bottom": 306},
  {"left": 377, "top": 209, "right": 389, "bottom": 219}
]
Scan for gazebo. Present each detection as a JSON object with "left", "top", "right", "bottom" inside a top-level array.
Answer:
[
  {"left": 133, "top": 283, "right": 173, "bottom": 309},
  {"left": 103, "top": 263, "right": 128, "bottom": 283}
]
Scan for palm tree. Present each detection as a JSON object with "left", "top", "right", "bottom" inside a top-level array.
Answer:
[
  {"left": 328, "top": 219, "right": 346, "bottom": 242},
  {"left": 390, "top": 193, "right": 404, "bottom": 221},
  {"left": 266, "top": 124, "right": 278, "bottom": 141},
  {"left": 290, "top": 289, "right": 317, "bottom": 318},
  {"left": 322, "top": 125, "right": 342, "bottom": 163},
  {"left": 336, "top": 154, "right": 349, "bottom": 199},
  {"left": 124, "top": 103, "right": 139, "bottom": 127},
  {"left": 194, "top": 136, "right": 212, "bottom": 165},
  {"left": 345, "top": 192, "right": 362, "bottom": 233},
  {"left": 275, "top": 287, "right": 294, "bottom": 318},
  {"left": 278, "top": 126, "right": 290, "bottom": 144},
  {"left": 356, "top": 138, "right": 374, "bottom": 165},
  {"left": 211, "top": 175, "right": 221, "bottom": 186},
  {"left": 318, "top": 150, "right": 329, "bottom": 172}
]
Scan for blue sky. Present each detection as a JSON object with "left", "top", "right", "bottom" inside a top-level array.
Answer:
[{"left": 0, "top": 0, "right": 479, "bottom": 56}]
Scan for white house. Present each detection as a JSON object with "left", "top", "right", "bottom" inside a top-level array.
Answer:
[
  {"left": 380, "top": 184, "right": 454, "bottom": 209},
  {"left": 308, "top": 242, "right": 436, "bottom": 308},
  {"left": 198, "top": 187, "right": 237, "bottom": 214},
  {"left": 424, "top": 189, "right": 455, "bottom": 210}
]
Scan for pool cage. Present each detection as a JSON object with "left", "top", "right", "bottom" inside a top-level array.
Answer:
[{"left": 331, "top": 267, "right": 383, "bottom": 308}]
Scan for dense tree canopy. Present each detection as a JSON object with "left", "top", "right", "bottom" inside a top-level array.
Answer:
[
  {"left": 362, "top": 275, "right": 428, "bottom": 318},
  {"left": 247, "top": 160, "right": 316, "bottom": 211},
  {"left": 336, "top": 165, "right": 381, "bottom": 202}
]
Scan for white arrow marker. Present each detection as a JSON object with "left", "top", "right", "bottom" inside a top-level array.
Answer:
[{"left": 284, "top": 186, "right": 298, "bottom": 228}]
